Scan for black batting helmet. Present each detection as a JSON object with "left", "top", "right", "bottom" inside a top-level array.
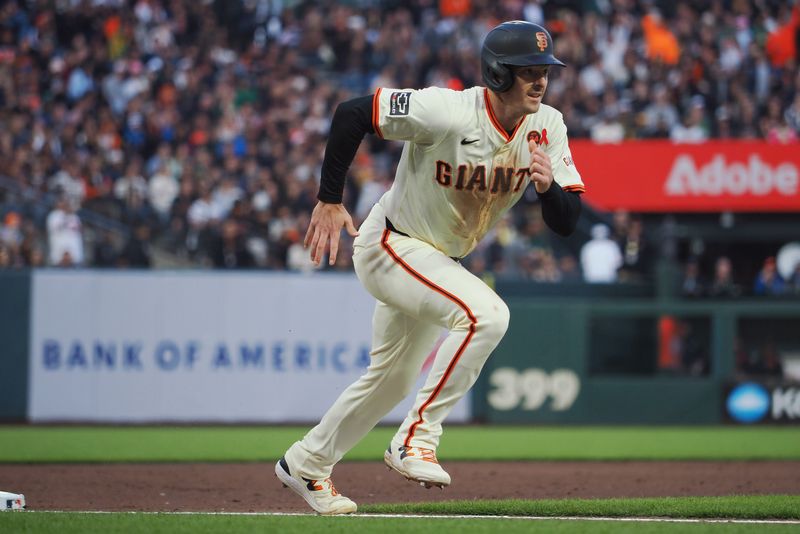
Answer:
[{"left": 481, "top": 21, "right": 566, "bottom": 93}]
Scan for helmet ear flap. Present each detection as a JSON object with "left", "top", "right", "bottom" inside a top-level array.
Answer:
[{"left": 481, "top": 51, "right": 514, "bottom": 93}]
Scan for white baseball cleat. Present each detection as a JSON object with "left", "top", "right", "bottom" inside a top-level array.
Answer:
[
  {"left": 275, "top": 457, "right": 357, "bottom": 515},
  {"left": 384, "top": 441, "right": 451, "bottom": 489}
]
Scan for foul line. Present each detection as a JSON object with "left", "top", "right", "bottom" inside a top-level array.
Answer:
[{"left": 26, "top": 511, "right": 800, "bottom": 524}]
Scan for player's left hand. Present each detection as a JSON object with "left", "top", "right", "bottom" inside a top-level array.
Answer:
[
  {"left": 304, "top": 201, "right": 359, "bottom": 267},
  {"left": 528, "top": 141, "right": 554, "bottom": 194}
]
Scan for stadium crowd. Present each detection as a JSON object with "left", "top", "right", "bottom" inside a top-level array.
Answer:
[{"left": 0, "top": 0, "right": 798, "bottom": 295}]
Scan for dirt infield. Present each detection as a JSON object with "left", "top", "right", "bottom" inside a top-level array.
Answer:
[{"left": 2, "top": 461, "right": 799, "bottom": 512}]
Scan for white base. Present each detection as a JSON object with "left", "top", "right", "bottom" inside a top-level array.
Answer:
[{"left": 0, "top": 491, "right": 25, "bottom": 511}]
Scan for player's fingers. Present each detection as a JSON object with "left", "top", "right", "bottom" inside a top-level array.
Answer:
[
  {"left": 313, "top": 229, "right": 329, "bottom": 265},
  {"left": 308, "top": 229, "right": 322, "bottom": 261},
  {"left": 328, "top": 233, "right": 340, "bottom": 266},
  {"left": 532, "top": 152, "right": 550, "bottom": 167},
  {"left": 303, "top": 221, "right": 316, "bottom": 248},
  {"left": 345, "top": 218, "right": 359, "bottom": 237}
]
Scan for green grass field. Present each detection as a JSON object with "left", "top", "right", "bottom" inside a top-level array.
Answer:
[
  {"left": 0, "top": 425, "right": 798, "bottom": 462},
  {"left": 1, "top": 426, "right": 798, "bottom": 533},
  {"left": 2, "top": 511, "right": 798, "bottom": 534},
  {"left": 362, "top": 495, "right": 800, "bottom": 518}
]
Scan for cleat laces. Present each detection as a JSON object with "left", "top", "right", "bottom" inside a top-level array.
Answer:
[
  {"left": 405, "top": 446, "right": 438, "bottom": 464},
  {"left": 306, "top": 477, "right": 340, "bottom": 496}
]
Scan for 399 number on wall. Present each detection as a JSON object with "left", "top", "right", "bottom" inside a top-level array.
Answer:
[{"left": 488, "top": 368, "right": 580, "bottom": 411}]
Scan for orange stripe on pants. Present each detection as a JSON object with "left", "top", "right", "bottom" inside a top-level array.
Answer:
[{"left": 380, "top": 229, "right": 477, "bottom": 446}]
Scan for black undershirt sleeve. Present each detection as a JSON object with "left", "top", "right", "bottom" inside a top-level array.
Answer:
[
  {"left": 537, "top": 182, "right": 582, "bottom": 236},
  {"left": 317, "top": 95, "right": 375, "bottom": 204}
]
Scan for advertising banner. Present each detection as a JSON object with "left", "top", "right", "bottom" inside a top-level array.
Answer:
[
  {"left": 570, "top": 141, "right": 800, "bottom": 212},
  {"left": 28, "top": 271, "right": 469, "bottom": 423},
  {"left": 724, "top": 381, "right": 800, "bottom": 424}
]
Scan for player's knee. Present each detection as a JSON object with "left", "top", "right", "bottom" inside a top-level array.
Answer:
[{"left": 475, "top": 298, "right": 510, "bottom": 345}]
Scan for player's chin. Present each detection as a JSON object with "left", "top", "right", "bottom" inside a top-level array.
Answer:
[{"left": 525, "top": 95, "right": 542, "bottom": 111}]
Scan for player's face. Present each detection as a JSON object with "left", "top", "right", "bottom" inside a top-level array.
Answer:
[{"left": 510, "top": 66, "right": 549, "bottom": 113}]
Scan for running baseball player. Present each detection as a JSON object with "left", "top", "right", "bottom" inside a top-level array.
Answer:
[{"left": 275, "top": 21, "right": 584, "bottom": 514}]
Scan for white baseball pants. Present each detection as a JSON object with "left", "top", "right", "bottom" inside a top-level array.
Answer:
[{"left": 285, "top": 203, "right": 509, "bottom": 480}]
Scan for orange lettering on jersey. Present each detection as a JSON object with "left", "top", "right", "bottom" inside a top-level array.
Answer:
[
  {"left": 536, "top": 32, "right": 548, "bottom": 52},
  {"left": 465, "top": 165, "right": 487, "bottom": 191},
  {"left": 435, "top": 160, "right": 452, "bottom": 186},
  {"left": 490, "top": 167, "right": 514, "bottom": 193},
  {"left": 454, "top": 164, "right": 468, "bottom": 190}
]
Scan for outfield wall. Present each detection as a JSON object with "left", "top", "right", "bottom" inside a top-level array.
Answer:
[
  {"left": 15, "top": 270, "right": 468, "bottom": 423},
  {"left": 0, "top": 270, "right": 798, "bottom": 424}
]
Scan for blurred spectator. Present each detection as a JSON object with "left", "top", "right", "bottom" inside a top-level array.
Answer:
[
  {"left": 285, "top": 226, "right": 315, "bottom": 272},
  {"left": 642, "top": 10, "right": 679, "bottom": 65},
  {"left": 0, "top": 244, "right": 11, "bottom": 269},
  {"left": 681, "top": 260, "right": 705, "bottom": 298},
  {"left": 617, "top": 217, "right": 652, "bottom": 282},
  {"left": 0, "top": 0, "right": 796, "bottom": 277},
  {"left": 93, "top": 230, "right": 119, "bottom": 268},
  {"left": 670, "top": 98, "right": 709, "bottom": 143},
  {"left": 660, "top": 318, "right": 708, "bottom": 376},
  {"left": 46, "top": 197, "right": 83, "bottom": 267},
  {"left": 115, "top": 161, "right": 148, "bottom": 206},
  {"left": 786, "top": 94, "right": 800, "bottom": 133},
  {"left": 187, "top": 183, "right": 223, "bottom": 260},
  {"left": 735, "top": 339, "right": 765, "bottom": 376},
  {"left": 707, "top": 256, "right": 741, "bottom": 298},
  {"left": 788, "top": 264, "right": 800, "bottom": 295},
  {"left": 753, "top": 256, "right": 786, "bottom": 296},
  {"left": 522, "top": 248, "right": 563, "bottom": 283},
  {"left": 118, "top": 224, "right": 153, "bottom": 268},
  {"left": 760, "top": 340, "right": 784, "bottom": 378},
  {"left": 736, "top": 338, "right": 785, "bottom": 378},
  {"left": 642, "top": 85, "right": 679, "bottom": 137},
  {"left": 0, "top": 211, "right": 22, "bottom": 258},
  {"left": 210, "top": 219, "right": 253, "bottom": 269},
  {"left": 580, "top": 223, "right": 622, "bottom": 283},
  {"left": 558, "top": 254, "right": 581, "bottom": 283},
  {"left": 148, "top": 163, "right": 179, "bottom": 225},
  {"left": 611, "top": 209, "right": 630, "bottom": 245},
  {"left": 765, "top": 5, "right": 799, "bottom": 67},
  {"left": 590, "top": 109, "right": 625, "bottom": 143}
]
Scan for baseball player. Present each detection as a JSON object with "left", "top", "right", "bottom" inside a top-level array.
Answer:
[{"left": 275, "top": 21, "right": 585, "bottom": 514}]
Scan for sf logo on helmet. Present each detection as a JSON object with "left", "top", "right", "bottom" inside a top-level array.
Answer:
[{"left": 535, "top": 32, "right": 548, "bottom": 51}]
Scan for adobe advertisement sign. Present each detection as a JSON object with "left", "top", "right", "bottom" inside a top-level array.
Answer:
[{"left": 571, "top": 141, "right": 800, "bottom": 212}]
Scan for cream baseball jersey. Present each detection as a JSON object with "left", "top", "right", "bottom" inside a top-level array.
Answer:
[{"left": 373, "top": 86, "right": 585, "bottom": 258}]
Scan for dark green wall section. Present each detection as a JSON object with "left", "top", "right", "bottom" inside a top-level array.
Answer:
[
  {"left": 474, "top": 297, "right": 800, "bottom": 424},
  {"left": 0, "top": 271, "right": 30, "bottom": 420}
]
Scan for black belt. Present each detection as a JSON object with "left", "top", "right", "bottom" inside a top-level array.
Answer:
[
  {"left": 385, "top": 217, "right": 410, "bottom": 237},
  {"left": 385, "top": 217, "right": 461, "bottom": 262}
]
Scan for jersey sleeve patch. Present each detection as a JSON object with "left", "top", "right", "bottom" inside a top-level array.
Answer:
[{"left": 389, "top": 91, "right": 412, "bottom": 116}]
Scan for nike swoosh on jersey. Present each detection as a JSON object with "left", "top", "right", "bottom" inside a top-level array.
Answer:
[{"left": 460, "top": 138, "right": 479, "bottom": 145}]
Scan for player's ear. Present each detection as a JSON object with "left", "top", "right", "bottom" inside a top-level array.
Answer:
[{"left": 481, "top": 52, "right": 513, "bottom": 92}]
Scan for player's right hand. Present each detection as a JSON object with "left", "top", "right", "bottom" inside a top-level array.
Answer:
[
  {"left": 304, "top": 201, "right": 359, "bottom": 266},
  {"left": 528, "top": 142, "right": 554, "bottom": 194}
]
